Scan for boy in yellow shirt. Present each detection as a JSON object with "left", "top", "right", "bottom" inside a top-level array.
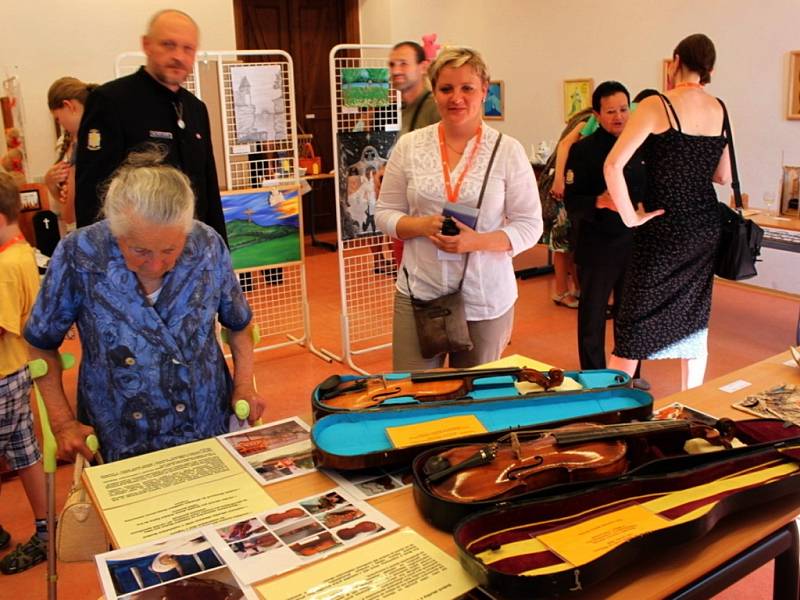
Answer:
[{"left": 0, "top": 171, "right": 47, "bottom": 574}]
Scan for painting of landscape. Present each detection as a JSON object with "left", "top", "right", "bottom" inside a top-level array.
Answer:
[{"left": 221, "top": 187, "right": 301, "bottom": 269}]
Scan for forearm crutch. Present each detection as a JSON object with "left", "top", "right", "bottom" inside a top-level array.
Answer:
[{"left": 28, "top": 354, "right": 98, "bottom": 600}]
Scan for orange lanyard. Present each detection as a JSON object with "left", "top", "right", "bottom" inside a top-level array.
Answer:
[
  {"left": 438, "top": 123, "right": 483, "bottom": 203},
  {"left": 0, "top": 234, "right": 24, "bottom": 254}
]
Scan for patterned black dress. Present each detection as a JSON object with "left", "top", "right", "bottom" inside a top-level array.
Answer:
[{"left": 614, "top": 96, "right": 727, "bottom": 359}]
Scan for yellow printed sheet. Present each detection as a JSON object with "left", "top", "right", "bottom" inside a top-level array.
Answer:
[
  {"left": 255, "top": 527, "right": 476, "bottom": 599},
  {"left": 385, "top": 415, "right": 487, "bottom": 448},
  {"left": 84, "top": 438, "right": 276, "bottom": 548}
]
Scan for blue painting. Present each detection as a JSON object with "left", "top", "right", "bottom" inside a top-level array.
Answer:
[{"left": 221, "top": 188, "right": 301, "bottom": 269}]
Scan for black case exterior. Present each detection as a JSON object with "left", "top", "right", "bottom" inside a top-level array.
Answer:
[{"left": 450, "top": 420, "right": 800, "bottom": 598}]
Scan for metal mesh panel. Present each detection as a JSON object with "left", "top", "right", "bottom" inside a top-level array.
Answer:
[
  {"left": 221, "top": 60, "right": 297, "bottom": 190},
  {"left": 238, "top": 264, "right": 305, "bottom": 347},
  {"left": 331, "top": 47, "right": 401, "bottom": 357}
]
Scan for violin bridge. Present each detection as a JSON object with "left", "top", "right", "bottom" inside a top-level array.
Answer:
[{"left": 511, "top": 432, "right": 521, "bottom": 460}]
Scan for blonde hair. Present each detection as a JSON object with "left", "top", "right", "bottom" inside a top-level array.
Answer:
[
  {"left": 102, "top": 146, "right": 195, "bottom": 236},
  {"left": 47, "top": 77, "right": 97, "bottom": 110},
  {"left": 428, "top": 46, "right": 490, "bottom": 90}
]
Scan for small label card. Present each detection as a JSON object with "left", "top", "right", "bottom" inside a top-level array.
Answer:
[
  {"left": 385, "top": 415, "right": 486, "bottom": 449},
  {"left": 719, "top": 379, "right": 752, "bottom": 394}
]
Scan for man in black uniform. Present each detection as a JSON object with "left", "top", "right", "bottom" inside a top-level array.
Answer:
[
  {"left": 564, "top": 81, "right": 646, "bottom": 375},
  {"left": 75, "top": 9, "right": 226, "bottom": 242}
]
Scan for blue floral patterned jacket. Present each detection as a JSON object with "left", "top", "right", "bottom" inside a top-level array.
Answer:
[{"left": 24, "top": 221, "right": 251, "bottom": 462}]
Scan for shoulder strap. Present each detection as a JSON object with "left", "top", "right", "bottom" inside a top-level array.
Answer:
[
  {"left": 409, "top": 91, "right": 431, "bottom": 131},
  {"left": 658, "top": 94, "right": 682, "bottom": 132},
  {"left": 718, "top": 98, "right": 742, "bottom": 211}
]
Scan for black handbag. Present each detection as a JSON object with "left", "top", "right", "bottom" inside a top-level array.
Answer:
[{"left": 715, "top": 99, "right": 763, "bottom": 280}]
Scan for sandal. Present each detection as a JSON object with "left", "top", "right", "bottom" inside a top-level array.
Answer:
[
  {"left": 552, "top": 292, "right": 579, "bottom": 309},
  {"left": 0, "top": 534, "right": 46, "bottom": 575},
  {"left": 0, "top": 526, "right": 9, "bottom": 551}
]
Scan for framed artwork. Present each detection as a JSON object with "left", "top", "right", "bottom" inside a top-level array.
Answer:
[
  {"left": 336, "top": 131, "right": 397, "bottom": 240},
  {"left": 221, "top": 186, "right": 302, "bottom": 269},
  {"left": 787, "top": 51, "right": 800, "bottom": 120},
  {"left": 230, "top": 64, "right": 288, "bottom": 143},
  {"left": 662, "top": 58, "right": 672, "bottom": 92},
  {"left": 483, "top": 80, "right": 504, "bottom": 120},
  {"left": 563, "top": 79, "right": 593, "bottom": 122},
  {"left": 18, "top": 186, "right": 42, "bottom": 212},
  {"left": 780, "top": 165, "right": 800, "bottom": 215},
  {"left": 341, "top": 67, "right": 390, "bottom": 108}
]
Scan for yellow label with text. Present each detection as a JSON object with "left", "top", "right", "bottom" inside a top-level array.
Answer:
[
  {"left": 538, "top": 504, "right": 670, "bottom": 567},
  {"left": 385, "top": 415, "right": 487, "bottom": 448}
]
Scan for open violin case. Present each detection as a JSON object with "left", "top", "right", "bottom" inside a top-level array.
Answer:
[
  {"left": 311, "top": 387, "right": 652, "bottom": 470},
  {"left": 443, "top": 419, "right": 800, "bottom": 598},
  {"left": 312, "top": 367, "right": 631, "bottom": 420}
]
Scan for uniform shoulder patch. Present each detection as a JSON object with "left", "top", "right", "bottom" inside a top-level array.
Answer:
[
  {"left": 565, "top": 169, "right": 574, "bottom": 185},
  {"left": 87, "top": 129, "right": 102, "bottom": 151}
]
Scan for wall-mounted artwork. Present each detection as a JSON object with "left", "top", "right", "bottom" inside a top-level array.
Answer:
[
  {"left": 483, "top": 81, "right": 504, "bottom": 120},
  {"left": 787, "top": 51, "right": 800, "bottom": 120},
  {"left": 221, "top": 187, "right": 301, "bottom": 269},
  {"left": 341, "top": 68, "right": 390, "bottom": 108},
  {"left": 662, "top": 59, "right": 672, "bottom": 92},
  {"left": 563, "top": 78, "right": 594, "bottom": 122},
  {"left": 230, "top": 64, "right": 287, "bottom": 143},
  {"left": 780, "top": 165, "right": 800, "bottom": 215},
  {"left": 336, "top": 131, "right": 397, "bottom": 240}
]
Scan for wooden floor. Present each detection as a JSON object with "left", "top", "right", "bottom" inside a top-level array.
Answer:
[{"left": 1, "top": 238, "right": 797, "bottom": 599}]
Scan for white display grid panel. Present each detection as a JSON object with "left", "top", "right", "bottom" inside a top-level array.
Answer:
[
  {"left": 329, "top": 44, "right": 401, "bottom": 374},
  {"left": 115, "top": 51, "right": 329, "bottom": 362}
]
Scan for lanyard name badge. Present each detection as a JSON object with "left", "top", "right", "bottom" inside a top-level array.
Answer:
[{"left": 437, "top": 123, "right": 482, "bottom": 261}]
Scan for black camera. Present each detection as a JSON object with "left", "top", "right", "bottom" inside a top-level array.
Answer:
[{"left": 441, "top": 216, "right": 459, "bottom": 236}]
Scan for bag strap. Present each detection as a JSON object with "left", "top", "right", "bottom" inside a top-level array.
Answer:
[
  {"left": 404, "top": 132, "right": 504, "bottom": 297},
  {"left": 718, "top": 98, "right": 743, "bottom": 213}
]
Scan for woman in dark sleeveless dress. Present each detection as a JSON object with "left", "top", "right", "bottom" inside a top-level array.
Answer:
[{"left": 601, "top": 34, "right": 732, "bottom": 390}]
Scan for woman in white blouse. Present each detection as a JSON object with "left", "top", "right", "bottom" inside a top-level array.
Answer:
[{"left": 376, "top": 47, "right": 543, "bottom": 370}]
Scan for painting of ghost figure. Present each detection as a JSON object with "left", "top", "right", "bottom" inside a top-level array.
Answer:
[{"left": 336, "top": 131, "right": 398, "bottom": 241}]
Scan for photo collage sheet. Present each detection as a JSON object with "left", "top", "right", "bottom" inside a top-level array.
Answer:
[
  {"left": 96, "top": 488, "right": 398, "bottom": 598},
  {"left": 94, "top": 417, "right": 411, "bottom": 598}
]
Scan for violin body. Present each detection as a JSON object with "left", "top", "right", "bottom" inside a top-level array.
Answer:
[
  {"left": 265, "top": 507, "right": 305, "bottom": 525},
  {"left": 337, "top": 521, "right": 379, "bottom": 540},
  {"left": 290, "top": 532, "right": 338, "bottom": 556},
  {"left": 316, "top": 367, "right": 566, "bottom": 412},
  {"left": 428, "top": 423, "right": 628, "bottom": 503}
]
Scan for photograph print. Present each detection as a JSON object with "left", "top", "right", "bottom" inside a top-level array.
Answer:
[
  {"left": 221, "top": 187, "right": 301, "bottom": 270},
  {"left": 230, "top": 64, "right": 288, "bottom": 143},
  {"left": 337, "top": 130, "right": 397, "bottom": 240}
]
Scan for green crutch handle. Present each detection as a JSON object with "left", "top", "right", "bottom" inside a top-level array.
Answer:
[
  {"left": 86, "top": 435, "right": 100, "bottom": 454},
  {"left": 220, "top": 324, "right": 261, "bottom": 346}
]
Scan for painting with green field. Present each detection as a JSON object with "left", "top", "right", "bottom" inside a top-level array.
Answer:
[
  {"left": 341, "top": 67, "right": 390, "bottom": 107},
  {"left": 221, "top": 188, "right": 301, "bottom": 269}
]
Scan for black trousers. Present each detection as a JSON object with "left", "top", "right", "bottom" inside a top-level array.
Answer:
[{"left": 577, "top": 260, "right": 628, "bottom": 370}]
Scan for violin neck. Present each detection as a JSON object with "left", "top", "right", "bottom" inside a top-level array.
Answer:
[
  {"left": 410, "top": 367, "right": 522, "bottom": 383},
  {"left": 554, "top": 420, "right": 690, "bottom": 445}
]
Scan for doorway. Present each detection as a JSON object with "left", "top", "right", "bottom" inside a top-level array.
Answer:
[{"left": 233, "top": 0, "right": 360, "bottom": 233}]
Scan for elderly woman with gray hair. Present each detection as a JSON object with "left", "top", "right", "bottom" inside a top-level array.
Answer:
[
  {"left": 376, "top": 47, "right": 542, "bottom": 370},
  {"left": 24, "top": 149, "right": 265, "bottom": 462}
]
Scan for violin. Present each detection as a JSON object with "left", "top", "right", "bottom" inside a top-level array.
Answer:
[
  {"left": 265, "top": 507, "right": 305, "bottom": 525},
  {"left": 337, "top": 521, "right": 379, "bottom": 540},
  {"left": 319, "top": 367, "right": 565, "bottom": 410},
  {"left": 290, "top": 532, "right": 338, "bottom": 556},
  {"left": 425, "top": 419, "right": 734, "bottom": 504},
  {"left": 323, "top": 508, "right": 364, "bottom": 528}
]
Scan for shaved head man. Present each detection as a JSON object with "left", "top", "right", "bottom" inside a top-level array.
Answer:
[{"left": 75, "top": 9, "right": 227, "bottom": 242}]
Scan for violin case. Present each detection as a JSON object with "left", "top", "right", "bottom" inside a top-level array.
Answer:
[
  {"left": 448, "top": 419, "right": 800, "bottom": 599},
  {"left": 311, "top": 387, "right": 652, "bottom": 470},
  {"left": 312, "top": 368, "right": 631, "bottom": 420}
]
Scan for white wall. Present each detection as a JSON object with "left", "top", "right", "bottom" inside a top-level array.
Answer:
[
  {"left": 1, "top": 1, "right": 235, "bottom": 178},
  {"left": 360, "top": 0, "right": 800, "bottom": 207}
]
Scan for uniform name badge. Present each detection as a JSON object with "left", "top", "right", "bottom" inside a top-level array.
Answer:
[
  {"left": 87, "top": 129, "right": 101, "bottom": 151},
  {"left": 149, "top": 130, "right": 174, "bottom": 140}
]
